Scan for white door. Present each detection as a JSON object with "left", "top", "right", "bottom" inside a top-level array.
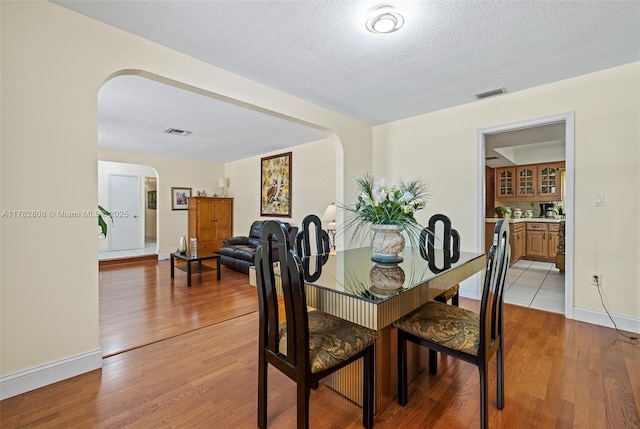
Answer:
[{"left": 109, "top": 174, "right": 140, "bottom": 251}]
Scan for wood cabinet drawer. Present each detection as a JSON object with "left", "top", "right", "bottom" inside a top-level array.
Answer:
[
  {"left": 527, "top": 223, "right": 546, "bottom": 231},
  {"left": 513, "top": 223, "right": 525, "bottom": 233},
  {"left": 548, "top": 223, "right": 560, "bottom": 232}
]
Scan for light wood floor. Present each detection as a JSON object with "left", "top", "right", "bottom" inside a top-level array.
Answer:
[{"left": 1, "top": 259, "right": 639, "bottom": 428}]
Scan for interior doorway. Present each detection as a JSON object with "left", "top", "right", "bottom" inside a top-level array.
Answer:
[
  {"left": 478, "top": 112, "right": 575, "bottom": 319},
  {"left": 98, "top": 161, "right": 158, "bottom": 260}
]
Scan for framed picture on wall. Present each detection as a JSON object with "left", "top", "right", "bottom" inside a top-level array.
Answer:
[
  {"left": 171, "top": 187, "right": 191, "bottom": 210},
  {"left": 147, "top": 191, "right": 157, "bottom": 209},
  {"left": 260, "top": 152, "right": 292, "bottom": 217}
]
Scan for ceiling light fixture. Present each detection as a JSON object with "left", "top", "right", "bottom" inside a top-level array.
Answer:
[{"left": 366, "top": 6, "right": 404, "bottom": 34}]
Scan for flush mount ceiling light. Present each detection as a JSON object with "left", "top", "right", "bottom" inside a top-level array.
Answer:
[{"left": 366, "top": 6, "right": 404, "bottom": 34}]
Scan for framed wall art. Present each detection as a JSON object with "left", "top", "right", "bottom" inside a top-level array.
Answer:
[
  {"left": 171, "top": 187, "right": 191, "bottom": 210},
  {"left": 147, "top": 190, "right": 157, "bottom": 209},
  {"left": 260, "top": 152, "right": 292, "bottom": 217}
]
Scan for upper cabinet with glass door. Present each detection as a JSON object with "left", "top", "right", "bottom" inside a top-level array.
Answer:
[
  {"left": 538, "top": 162, "right": 563, "bottom": 199},
  {"left": 499, "top": 162, "right": 564, "bottom": 201},
  {"left": 495, "top": 167, "right": 515, "bottom": 199}
]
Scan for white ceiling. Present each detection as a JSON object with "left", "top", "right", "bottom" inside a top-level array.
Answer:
[{"left": 53, "top": 1, "right": 640, "bottom": 163}]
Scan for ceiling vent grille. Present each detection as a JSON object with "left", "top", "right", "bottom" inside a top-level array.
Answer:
[
  {"left": 164, "top": 128, "right": 192, "bottom": 136},
  {"left": 474, "top": 87, "right": 507, "bottom": 100},
  {"left": 485, "top": 156, "right": 499, "bottom": 160}
]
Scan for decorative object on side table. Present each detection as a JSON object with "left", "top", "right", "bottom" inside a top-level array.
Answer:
[{"left": 341, "top": 172, "right": 431, "bottom": 265}]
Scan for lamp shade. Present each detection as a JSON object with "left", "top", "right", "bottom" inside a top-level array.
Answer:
[
  {"left": 218, "top": 178, "right": 227, "bottom": 188},
  {"left": 322, "top": 203, "right": 336, "bottom": 221}
]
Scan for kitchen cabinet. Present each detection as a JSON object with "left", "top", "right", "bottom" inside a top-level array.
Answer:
[
  {"left": 511, "top": 223, "right": 526, "bottom": 263},
  {"left": 485, "top": 221, "right": 525, "bottom": 266},
  {"left": 495, "top": 167, "right": 515, "bottom": 199},
  {"left": 188, "top": 197, "right": 233, "bottom": 252},
  {"left": 525, "top": 222, "right": 560, "bottom": 262},
  {"left": 501, "top": 162, "right": 565, "bottom": 201}
]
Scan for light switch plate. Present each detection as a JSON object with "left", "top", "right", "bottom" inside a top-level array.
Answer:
[{"left": 594, "top": 193, "right": 605, "bottom": 207}]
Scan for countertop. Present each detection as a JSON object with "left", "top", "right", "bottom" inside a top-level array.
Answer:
[{"left": 485, "top": 217, "right": 562, "bottom": 223}]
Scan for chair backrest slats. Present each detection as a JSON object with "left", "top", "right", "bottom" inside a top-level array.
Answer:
[
  {"left": 255, "top": 220, "right": 310, "bottom": 371},
  {"left": 295, "top": 214, "right": 330, "bottom": 281},
  {"left": 420, "top": 214, "right": 461, "bottom": 272},
  {"left": 480, "top": 219, "right": 510, "bottom": 355}
]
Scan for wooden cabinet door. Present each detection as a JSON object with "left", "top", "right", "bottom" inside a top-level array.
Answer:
[
  {"left": 538, "top": 162, "right": 563, "bottom": 199},
  {"left": 516, "top": 165, "right": 536, "bottom": 198},
  {"left": 495, "top": 167, "right": 515, "bottom": 199},
  {"left": 213, "top": 198, "right": 233, "bottom": 240},
  {"left": 526, "top": 223, "right": 547, "bottom": 258},
  {"left": 197, "top": 199, "right": 215, "bottom": 242},
  {"left": 527, "top": 230, "right": 546, "bottom": 258},
  {"left": 547, "top": 223, "right": 560, "bottom": 258}
]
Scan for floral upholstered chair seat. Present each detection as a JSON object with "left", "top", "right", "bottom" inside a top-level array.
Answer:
[
  {"left": 394, "top": 300, "right": 480, "bottom": 356},
  {"left": 279, "top": 310, "right": 377, "bottom": 373}
]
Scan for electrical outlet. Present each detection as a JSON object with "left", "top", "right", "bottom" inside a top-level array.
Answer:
[{"left": 590, "top": 272, "right": 602, "bottom": 287}]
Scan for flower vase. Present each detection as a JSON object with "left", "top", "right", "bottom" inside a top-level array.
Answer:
[{"left": 371, "top": 224, "right": 405, "bottom": 266}]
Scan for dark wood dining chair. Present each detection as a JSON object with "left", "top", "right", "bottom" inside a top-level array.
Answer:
[
  {"left": 421, "top": 213, "right": 461, "bottom": 306},
  {"left": 395, "top": 219, "right": 510, "bottom": 429},
  {"left": 255, "top": 220, "right": 377, "bottom": 429},
  {"left": 295, "top": 214, "right": 331, "bottom": 282},
  {"left": 420, "top": 213, "right": 462, "bottom": 372}
]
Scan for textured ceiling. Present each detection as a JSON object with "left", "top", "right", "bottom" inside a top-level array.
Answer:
[{"left": 53, "top": 0, "right": 640, "bottom": 162}]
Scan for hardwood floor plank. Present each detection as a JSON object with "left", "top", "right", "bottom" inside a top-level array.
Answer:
[{"left": 1, "top": 259, "right": 639, "bottom": 428}]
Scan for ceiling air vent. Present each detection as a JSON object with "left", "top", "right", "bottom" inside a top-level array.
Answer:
[
  {"left": 164, "top": 128, "right": 192, "bottom": 137},
  {"left": 474, "top": 87, "right": 507, "bottom": 100},
  {"left": 485, "top": 156, "right": 499, "bottom": 160}
]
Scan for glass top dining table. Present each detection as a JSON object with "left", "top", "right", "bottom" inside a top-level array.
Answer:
[{"left": 250, "top": 246, "right": 485, "bottom": 331}]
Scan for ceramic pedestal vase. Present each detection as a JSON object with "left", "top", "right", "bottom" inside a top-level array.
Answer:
[{"left": 371, "top": 224, "right": 405, "bottom": 266}]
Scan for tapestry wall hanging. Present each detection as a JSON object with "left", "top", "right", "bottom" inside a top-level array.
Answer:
[{"left": 260, "top": 152, "right": 292, "bottom": 217}]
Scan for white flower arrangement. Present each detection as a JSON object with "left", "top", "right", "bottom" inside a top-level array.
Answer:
[{"left": 341, "top": 172, "right": 432, "bottom": 247}]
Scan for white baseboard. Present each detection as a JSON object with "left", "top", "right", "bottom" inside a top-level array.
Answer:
[
  {"left": 460, "top": 288, "right": 639, "bottom": 334},
  {"left": 0, "top": 349, "right": 102, "bottom": 400},
  {"left": 573, "top": 307, "right": 640, "bottom": 334}
]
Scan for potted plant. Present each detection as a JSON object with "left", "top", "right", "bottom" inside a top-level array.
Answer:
[
  {"left": 491, "top": 206, "right": 509, "bottom": 218},
  {"left": 341, "top": 172, "right": 432, "bottom": 263},
  {"left": 98, "top": 205, "right": 113, "bottom": 237}
]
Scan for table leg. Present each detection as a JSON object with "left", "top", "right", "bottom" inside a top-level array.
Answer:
[
  {"left": 170, "top": 255, "right": 175, "bottom": 278},
  {"left": 216, "top": 257, "right": 221, "bottom": 281},
  {"left": 187, "top": 261, "right": 192, "bottom": 287}
]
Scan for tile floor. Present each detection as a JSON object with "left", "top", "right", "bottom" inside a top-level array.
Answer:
[
  {"left": 99, "top": 238, "right": 157, "bottom": 261},
  {"left": 503, "top": 259, "right": 565, "bottom": 314}
]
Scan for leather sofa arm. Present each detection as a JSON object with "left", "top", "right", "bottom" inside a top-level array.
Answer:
[{"left": 223, "top": 236, "right": 248, "bottom": 246}]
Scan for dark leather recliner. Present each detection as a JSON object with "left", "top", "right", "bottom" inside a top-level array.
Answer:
[{"left": 218, "top": 220, "right": 298, "bottom": 274}]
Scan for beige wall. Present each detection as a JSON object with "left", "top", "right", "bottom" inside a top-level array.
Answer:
[
  {"left": 374, "top": 62, "right": 640, "bottom": 320},
  {"left": 0, "top": 0, "right": 370, "bottom": 380},
  {"left": 1, "top": 0, "right": 638, "bottom": 396},
  {"left": 225, "top": 138, "right": 337, "bottom": 243}
]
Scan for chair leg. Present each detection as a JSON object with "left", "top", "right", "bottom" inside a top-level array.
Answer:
[
  {"left": 428, "top": 349, "right": 438, "bottom": 374},
  {"left": 452, "top": 291, "right": 459, "bottom": 307},
  {"left": 397, "top": 331, "right": 408, "bottom": 406},
  {"left": 497, "top": 343, "right": 504, "bottom": 410},
  {"left": 258, "top": 352, "right": 268, "bottom": 429},
  {"left": 479, "top": 362, "right": 489, "bottom": 429},
  {"left": 311, "top": 382, "right": 319, "bottom": 390},
  {"left": 297, "top": 384, "right": 311, "bottom": 429},
  {"left": 362, "top": 346, "right": 374, "bottom": 429}
]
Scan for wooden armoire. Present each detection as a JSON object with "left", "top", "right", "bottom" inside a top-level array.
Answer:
[{"left": 187, "top": 197, "right": 233, "bottom": 252}]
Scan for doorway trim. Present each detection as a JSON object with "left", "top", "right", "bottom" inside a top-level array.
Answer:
[{"left": 477, "top": 112, "right": 575, "bottom": 319}]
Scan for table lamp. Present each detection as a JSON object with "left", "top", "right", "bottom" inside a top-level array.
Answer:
[
  {"left": 218, "top": 178, "right": 227, "bottom": 197},
  {"left": 322, "top": 202, "right": 337, "bottom": 251}
]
